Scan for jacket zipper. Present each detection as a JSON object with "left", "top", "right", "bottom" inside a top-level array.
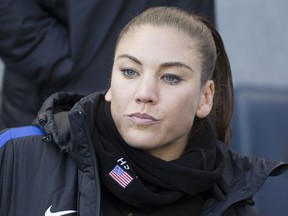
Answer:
[{"left": 77, "top": 110, "right": 102, "bottom": 216}]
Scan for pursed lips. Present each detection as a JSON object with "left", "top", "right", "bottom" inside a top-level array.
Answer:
[{"left": 127, "top": 112, "right": 159, "bottom": 125}]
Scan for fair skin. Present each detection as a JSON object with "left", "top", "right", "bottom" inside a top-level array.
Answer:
[{"left": 105, "top": 24, "right": 214, "bottom": 161}]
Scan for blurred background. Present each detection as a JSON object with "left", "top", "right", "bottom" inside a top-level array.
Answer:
[
  {"left": 216, "top": 0, "right": 288, "bottom": 87},
  {"left": 0, "top": 0, "right": 287, "bottom": 215},
  {"left": 216, "top": 1, "right": 288, "bottom": 216}
]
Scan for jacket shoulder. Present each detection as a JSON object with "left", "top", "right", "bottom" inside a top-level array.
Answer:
[
  {"left": 207, "top": 142, "right": 288, "bottom": 215},
  {"left": 0, "top": 126, "right": 45, "bottom": 149}
]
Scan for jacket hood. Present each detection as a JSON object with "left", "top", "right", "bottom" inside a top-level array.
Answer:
[{"left": 32, "top": 92, "right": 88, "bottom": 151}]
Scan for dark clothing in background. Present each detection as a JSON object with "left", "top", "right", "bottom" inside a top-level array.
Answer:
[{"left": 0, "top": 0, "right": 214, "bottom": 129}]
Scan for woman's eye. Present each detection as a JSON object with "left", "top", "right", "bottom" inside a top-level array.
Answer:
[
  {"left": 120, "top": 68, "right": 138, "bottom": 78},
  {"left": 162, "top": 74, "right": 182, "bottom": 84}
]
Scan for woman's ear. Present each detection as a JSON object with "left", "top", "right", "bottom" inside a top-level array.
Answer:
[
  {"left": 105, "top": 88, "right": 112, "bottom": 102},
  {"left": 196, "top": 80, "right": 214, "bottom": 118}
]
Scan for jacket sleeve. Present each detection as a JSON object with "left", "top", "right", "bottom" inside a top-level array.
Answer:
[
  {"left": 0, "top": 132, "right": 14, "bottom": 215},
  {"left": 0, "top": 0, "right": 73, "bottom": 90}
]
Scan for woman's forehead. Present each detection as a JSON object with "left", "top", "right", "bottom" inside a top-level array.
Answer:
[
  {"left": 116, "top": 25, "right": 198, "bottom": 53},
  {"left": 115, "top": 24, "right": 201, "bottom": 70}
]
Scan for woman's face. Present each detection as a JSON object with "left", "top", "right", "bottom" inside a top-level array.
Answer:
[{"left": 105, "top": 24, "right": 214, "bottom": 161}]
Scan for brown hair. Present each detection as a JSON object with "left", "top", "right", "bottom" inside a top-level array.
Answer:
[{"left": 115, "top": 7, "right": 234, "bottom": 146}]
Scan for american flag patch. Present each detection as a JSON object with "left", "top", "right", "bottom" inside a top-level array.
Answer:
[{"left": 109, "top": 165, "right": 133, "bottom": 188}]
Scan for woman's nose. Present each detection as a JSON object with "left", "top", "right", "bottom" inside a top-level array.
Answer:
[{"left": 135, "top": 75, "right": 158, "bottom": 104}]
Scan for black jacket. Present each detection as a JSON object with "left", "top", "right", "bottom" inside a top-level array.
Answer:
[
  {"left": 0, "top": 0, "right": 214, "bottom": 129},
  {"left": 0, "top": 92, "right": 287, "bottom": 216}
]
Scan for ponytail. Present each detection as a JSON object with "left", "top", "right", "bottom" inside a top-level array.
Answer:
[{"left": 200, "top": 18, "right": 234, "bottom": 146}]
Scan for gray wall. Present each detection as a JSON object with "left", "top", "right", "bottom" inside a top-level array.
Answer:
[{"left": 216, "top": 0, "right": 288, "bottom": 87}]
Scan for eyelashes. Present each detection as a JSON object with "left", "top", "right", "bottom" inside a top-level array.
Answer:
[
  {"left": 119, "top": 68, "right": 183, "bottom": 85},
  {"left": 161, "top": 74, "right": 183, "bottom": 84},
  {"left": 120, "top": 68, "right": 138, "bottom": 79}
]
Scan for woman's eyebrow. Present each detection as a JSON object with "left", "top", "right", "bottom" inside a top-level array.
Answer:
[
  {"left": 160, "top": 62, "right": 194, "bottom": 72},
  {"left": 116, "top": 54, "right": 193, "bottom": 72},
  {"left": 116, "top": 54, "right": 142, "bottom": 65}
]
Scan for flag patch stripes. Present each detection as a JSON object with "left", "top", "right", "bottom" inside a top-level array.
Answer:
[{"left": 109, "top": 165, "right": 133, "bottom": 188}]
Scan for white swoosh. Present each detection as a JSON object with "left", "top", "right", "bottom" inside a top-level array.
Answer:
[{"left": 45, "top": 205, "right": 77, "bottom": 216}]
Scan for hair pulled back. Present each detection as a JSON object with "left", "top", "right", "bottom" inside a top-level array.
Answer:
[{"left": 116, "top": 7, "right": 234, "bottom": 146}]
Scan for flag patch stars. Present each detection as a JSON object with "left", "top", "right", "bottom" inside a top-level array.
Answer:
[{"left": 109, "top": 165, "right": 133, "bottom": 188}]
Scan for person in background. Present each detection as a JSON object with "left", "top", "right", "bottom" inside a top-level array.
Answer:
[
  {"left": 0, "top": 0, "right": 214, "bottom": 129},
  {"left": 0, "top": 6, "right": 287, "bottom": 216}
]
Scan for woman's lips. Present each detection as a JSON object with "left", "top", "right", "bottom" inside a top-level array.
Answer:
[{"left": 128, "top": 112, "right": 159, "bottom": 125}]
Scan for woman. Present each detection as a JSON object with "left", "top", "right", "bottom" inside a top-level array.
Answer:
[{"left": 0, "top": 7, "right": 287, "bottom": 216}]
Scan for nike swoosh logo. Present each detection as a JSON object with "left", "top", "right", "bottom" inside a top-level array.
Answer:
[{"left": 45, "top": 205, "right": 77, "bottom": 216}]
